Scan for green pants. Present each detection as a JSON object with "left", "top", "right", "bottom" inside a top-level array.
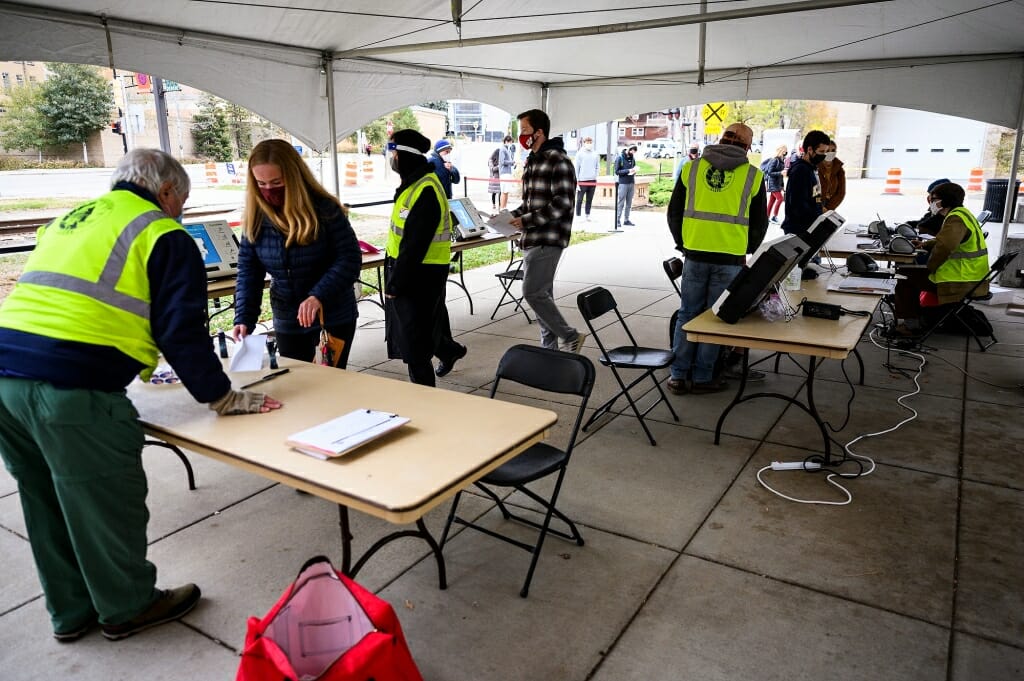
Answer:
[{"left": 0, "top": 377, "right": 158, "bottom": 632}]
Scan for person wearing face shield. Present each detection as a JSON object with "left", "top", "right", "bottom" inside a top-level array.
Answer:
[
  {"left": 781, "top": 130, "right": 831, "bottom": 278},
  {"left": 0, "top": 149, "right": 283, "bottom": 643},
  {"left": 233, "top": 139, "right": 361, "bottom": 369},
  {"left": 817, "top": 141, "right": 846, "bottom": 211},
  {"left": 904, "top": 178, "right": 951, "bottom": 237}
]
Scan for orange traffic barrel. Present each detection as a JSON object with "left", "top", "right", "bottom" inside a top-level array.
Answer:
[
  {"left": 883, "top": 167, "right": 902, "bottom": 195},
  {"left": 344, "top": 160, "right": 358, "bottom": 187},
  {"left": 967, "top": 167, "right": 983, "bottom": 192},
  {"left": 362, "top": 159, "right": 374, "bottom": 183},
  {"left": 204, "top": 161, "right": 219, "bottom": 184}
]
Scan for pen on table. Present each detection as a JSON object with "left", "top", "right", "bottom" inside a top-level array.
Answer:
[{"left": 240, "top": 368, "right": 289, "bottom": 390}]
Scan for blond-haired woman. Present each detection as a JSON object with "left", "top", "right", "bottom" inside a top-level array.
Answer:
[{"left": 232, "top": 139, "right": 361, "bottom": 367}]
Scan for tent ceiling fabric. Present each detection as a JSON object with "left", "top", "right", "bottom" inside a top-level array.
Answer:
[{"left": 1, "top": 0, "right": 1023, "bottom": 146}]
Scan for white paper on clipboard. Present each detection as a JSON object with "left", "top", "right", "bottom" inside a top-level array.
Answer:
[
  {"left": 486, "top": 210, "right": 521, "bottom": 237},
  {"left": 229, "top": 334, "right": 267, "bottom": 372}
]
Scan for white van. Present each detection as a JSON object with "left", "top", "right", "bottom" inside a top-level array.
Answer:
[{"left": 643, "top": 140, "right": 680, "bottom": 158}]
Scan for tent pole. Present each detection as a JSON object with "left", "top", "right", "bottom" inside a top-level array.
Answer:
[
  {"left": 697, "top": 0, "right": 707, "bottom": 86},
  {"left": 323, "top": 53, "right": 340, "bottom": 198},
  {"left": 998, "top": 73, "right": 1024, "bottom": 261}
]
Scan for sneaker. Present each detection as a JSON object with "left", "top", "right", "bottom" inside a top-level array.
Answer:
[
  {"left": 623, "top": 220, "right": 636, "bottom": 226},
  {"left": 101, "top": 584, "right": 201, "bottom": 641},
  {"left": 666, "top": 378, "right": 690, "bottom": 395},
  {"left": 690, "top": 378, "right": 731, "bottom": 394},
  {"left": 560, "top": 332, "right": 587, "bottom": 354},
  {"left": 53, "top": 615, "right": 97, "bottom": 643},
  {"left": 722, "top": 367, "right": 766, "bottom": 382}
]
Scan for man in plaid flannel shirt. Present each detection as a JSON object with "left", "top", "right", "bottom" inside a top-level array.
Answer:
[{"left": 510, "top": 109, "right": 586, "bottom": 353}]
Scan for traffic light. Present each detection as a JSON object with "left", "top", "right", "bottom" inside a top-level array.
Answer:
[{"left": 111, "top": 121, "right": 122, "bottom": 135}]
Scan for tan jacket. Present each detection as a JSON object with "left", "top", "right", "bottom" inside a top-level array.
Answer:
[
  {"left": 818, "top": 158, "right": 846, "bottom": 211},
  {"left": 924, "top": 211, "right": 989, "bottom": 304}
]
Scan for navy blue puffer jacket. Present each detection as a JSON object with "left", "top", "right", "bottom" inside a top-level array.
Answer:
[{"left": 234, "top": 194, "right": 361, "bottom": 335}]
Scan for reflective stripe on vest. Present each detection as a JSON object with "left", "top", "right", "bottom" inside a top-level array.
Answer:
[
  {"left": 931, "top": 206, "right": 989, "bottom": 284},
  {"left": 679, "top": 159, "right": 762, "bottom": 256},
  {"left": 18, "top": 210, "right": 165, "bottom": 318},
  {"left": 386, "top": 173, "right": 452, "bottom": 264}
]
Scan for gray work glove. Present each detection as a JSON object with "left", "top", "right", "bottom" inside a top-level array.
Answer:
[{"left": 209, "top": 389, "right": 266, "bottom": 416}]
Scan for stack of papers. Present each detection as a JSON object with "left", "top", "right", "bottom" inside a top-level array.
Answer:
[
  {"left": 286, "top": 409, "right": 410, "bottom": 460},
  {"left": 827, "top": 276, "right": 897, "bottom": 295}
]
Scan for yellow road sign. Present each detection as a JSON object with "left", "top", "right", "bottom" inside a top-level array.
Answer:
[{"left": 702, "top": 102, "right": 729, "bottom": 136}]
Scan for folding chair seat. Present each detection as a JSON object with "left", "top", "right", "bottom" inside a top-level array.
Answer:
[
  {"left": 490, "top": 255, "right": 532, "bottom": 323},
  {"left": 915, "top": 250, "right": 1019, "bottom": 352},
  {"left": 576, "top": 286, "right": 679, "bottom": 446},
  {"left": 439, "top": 345, "right": 595, "bottom": 597},
  {"left": 663, "top": 256, "right": 683, "bottom": 345}
]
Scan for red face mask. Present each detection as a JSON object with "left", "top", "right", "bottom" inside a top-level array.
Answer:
[
  {"left": 519, "top": 133, "right": 534, "bottom": 150},
  {"left": 259, "top": 186, "right": 285, "bottom": 207}
]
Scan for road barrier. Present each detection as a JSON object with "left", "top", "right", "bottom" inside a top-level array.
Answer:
[
  {"left": 362, "top": 159, "right": 374, "bottom": 184},
  {"left": 204, "top": 162, "right": 219, "bottom": 185},
  {"left": 967, "top": 167, "right": 984, "bottom": 193},
  {"left": 344, "top": 160, "right": 359, "bottom": 187},
  {"left": 883, "top": 167, "right": 902, "bottom": 195}
]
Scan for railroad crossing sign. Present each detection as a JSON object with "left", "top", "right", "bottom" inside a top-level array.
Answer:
[{"left": 702, "top": 102, "right": 729, "bottom": 136}]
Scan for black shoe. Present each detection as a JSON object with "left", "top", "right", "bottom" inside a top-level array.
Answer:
[
  {"left": 54, "top": 614, "right": 98, "bottom": 643},
  {"left": 666, "top": 378, "right": 690, "bottom": 395},
  {"left": 101, "top": 584, "right": 201, "bottom": 641},
  {"left": 435, "top": 343, "right": 468, "bottom": 377},
  {"left": 623, "top": 220, "right": 636, "bottom": 226},
  {"left": 690, "top": 378, "right": 730, "bottom": 394}
]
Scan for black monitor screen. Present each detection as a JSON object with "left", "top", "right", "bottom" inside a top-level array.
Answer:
[
  {"left": 711, "top": 234, "right": 807, "bottom": 323},
  {"left": 794, "top": 210, "right": 845, "bottom": 269}
]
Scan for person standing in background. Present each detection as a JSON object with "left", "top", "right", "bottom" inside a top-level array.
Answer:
[
  {"left": 487, "top": 145, "right": 502, "bottom": 209},
  {"left": 509, "top": 108, "right": 586, "bottom": 353},
  {"left": 762, "top": 145, "right": 787, "bottom": 223},
  {"left": 574, "top": 136, "right": 600, "bottom": 222},
  {"left": 428, "top": 139, "right": 461, "bottom": 200},
  {"left": 498, "top": 134, "right": 517, "bottom": 209},
  {"left": 817, "top": 140, "right": 846, "bottom": 211},
  {"left": 233, "top": 139, "right": 362, "bottom": 369},
  {"left": 614, "top": 144, "right": 638, "bottom": 227}
]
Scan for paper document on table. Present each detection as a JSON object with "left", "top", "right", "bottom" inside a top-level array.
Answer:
[
  {"left": 827, "top": 277, "right": 897, "bottom": 295},
  {"left": 486, "top": 210, "right": 520, "bottom": 237},
  {"left": 229, "top": 334, "right": 267, "bottom": 372},
  {"left": 286, "top": 409, "right": 411, "bottom": 460}
]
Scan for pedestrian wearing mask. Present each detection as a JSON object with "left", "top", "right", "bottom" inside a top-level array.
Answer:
[
  {"left": 574, "top": 136, "right": 600, "bottom": 221},
  {"left": 818, "top": 141, "right": 846, "bottom": 211},
  {"left": 498, "top": 135, "right": 516, "bottom": 209},
  {"left": 761, "top": 145, "right": 787, "bottom": 223},
  {"left": 781, "top": 130, "right": 831, "bottom": 278},
  {"left": 233, "top": 139, "right": 361, "bottom": 368},
  {"left": 428, "top": 139, "right": 461, "bottom": 200},
  {"left": 614, "top": 145, "right": 638, "bottom": 227}
]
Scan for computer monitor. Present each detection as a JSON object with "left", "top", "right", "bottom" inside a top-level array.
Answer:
[
  {"left": 448, "top": 197, "right": 489, "bottom": 241},
  {"left": 183, "top": 219, "right": 240, "bottom": 280},
  {"left": 794, "top": 210, "right": 845, "bottom": 269},
  {"left": 711, "top": 234, "right": 807, "bottom": 323}
]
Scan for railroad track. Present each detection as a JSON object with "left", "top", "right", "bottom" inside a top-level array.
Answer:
[{"left": 0, "top": 217, "right": 53, "bottom": 238}]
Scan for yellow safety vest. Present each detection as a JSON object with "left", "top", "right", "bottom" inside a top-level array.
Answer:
[
  {"left": 930, "top": 206, "right": 989, "bottom": 285},
  {"left": 385, "top": 173, "right": 451, "bottom": 265},
  {"left": 680, "top": 158, "right": 763, "bottom": 256},
  {"left": 0, "top": 190, "right": 183, "bottom": 380}
]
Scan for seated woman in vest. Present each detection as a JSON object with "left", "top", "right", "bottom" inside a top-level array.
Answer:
[
  {"left": 892, "top": 182, "right": 989, "bottom": 332},
  {"left": 232, "top": 140, "right": 361, "bottom": 368}
]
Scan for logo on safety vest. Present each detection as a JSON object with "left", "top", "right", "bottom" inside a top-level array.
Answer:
[
  {"left": 55, "top": 202, "right": 96, "bottom": 231},
  {"left": 704, "top": 166, "right": 733, "bottom": 192}
]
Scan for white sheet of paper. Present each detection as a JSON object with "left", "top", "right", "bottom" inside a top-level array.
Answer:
[
  {"left": 229, "top": 334, "right": 267, "bottom": 372},
  {"left": 486, "top": 210, "right": 521, "bottom": 237}
]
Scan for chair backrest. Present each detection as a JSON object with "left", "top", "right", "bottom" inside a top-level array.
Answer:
[
  {"left": 576, "top": 286, "right": 639, "bottom": 353},
  {"left": 490, "top": 345, "right": 596, "bottom": 452},
  {"left": 663, "top": 257, "right": 683, "bottom": 296},
  {"left": 990, "top": 249, "right": 1020, "bottom": 276}
]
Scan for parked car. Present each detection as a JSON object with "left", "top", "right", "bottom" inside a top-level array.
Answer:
[{"left": 643, "top": 141, "right": 680, "bottom": 158}]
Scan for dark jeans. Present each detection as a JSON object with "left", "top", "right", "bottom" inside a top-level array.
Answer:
[
  {"left": 276, "top": 320, "right": 356, "bottom": 369},
  {"left": 576, "top": 184, "right": 596, "bottom": 216},
  {"left": 671, "top": 259, "right": 742, "bottom": 383}
]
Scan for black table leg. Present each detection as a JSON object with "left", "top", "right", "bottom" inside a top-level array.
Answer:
[{"left": 337, "top": 505, "right": 447, "bottom": 589}]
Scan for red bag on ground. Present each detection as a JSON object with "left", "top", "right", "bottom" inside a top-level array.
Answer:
[
  {"left": 919, "top": 290, "right": 940, "bottom": 308},
  {"left": 237, "top": 556, "right": 423, "bottom": 681}
]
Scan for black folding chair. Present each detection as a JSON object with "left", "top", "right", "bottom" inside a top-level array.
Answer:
[
  {"left": 439, "top": 345, "right": 595, "bottom": 598},
  {"left": 663, "top": 256, "right": 683, "bottom": 346},
  {"left": 916, "top": 250, "right": 1019, "bottom": 352},
  {"left": 576, "top": 286, "right": 679, "bottom": 446},
  {"left": 490, "top": 252, "right": 532, "bottom": 323}
]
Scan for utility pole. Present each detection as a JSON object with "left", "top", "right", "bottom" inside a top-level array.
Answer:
[{"left": 152, "top": 76, "right": 171, "bottom": 154}]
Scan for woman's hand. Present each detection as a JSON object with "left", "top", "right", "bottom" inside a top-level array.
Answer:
[
  {"left": 297, "top": 295, "right": 322, "bottom": 328},
  {"left": 232, "top": 324, "right": 249, "bottom": 342}
]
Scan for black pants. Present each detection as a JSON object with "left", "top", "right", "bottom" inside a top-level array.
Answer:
[
  {"left": 384, "top": 261, "right": 452, "bottom": 386},
  {"left": 276, "top": 320, "right": 356, "bottom": 369},
  {"left": 576, "top": 184, "right": 596, "bottom": 216}
]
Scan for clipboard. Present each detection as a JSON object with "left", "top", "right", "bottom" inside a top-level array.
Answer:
[{"left": 286, "top": 409, "right": 410, "bottom": 459}]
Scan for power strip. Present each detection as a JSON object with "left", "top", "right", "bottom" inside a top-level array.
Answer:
[
  {"left": 770, "top": 461, "right": 823, "bottom": 471},
  {"left": 802, "top": 301, "right": 842, "bottom": 320}
]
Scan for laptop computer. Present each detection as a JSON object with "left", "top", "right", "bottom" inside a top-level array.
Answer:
[
  {"left": 183, "top": 219, "right": 240, "bottom": 280},
  {"left": 448, "top": 197, "right": 489, "bottom": 241}
]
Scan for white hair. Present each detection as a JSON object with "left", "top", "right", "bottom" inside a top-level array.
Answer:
[{"left": 110, "top": 148, "right": 190, "bottom": 196}]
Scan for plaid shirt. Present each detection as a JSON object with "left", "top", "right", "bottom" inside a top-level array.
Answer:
[{"left": 512, "top": 138, "right": 577, "bottom": 249}]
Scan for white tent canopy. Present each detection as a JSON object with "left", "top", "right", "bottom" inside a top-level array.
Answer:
[{"left": 1, "top": 0, "right": 1023, "bottom": 151}]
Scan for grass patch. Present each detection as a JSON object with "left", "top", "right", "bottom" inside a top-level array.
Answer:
[
  {"left": 215, "top": 185, "right": 247, "bottom": 191},
  {"left": 0, "top": 198, "right": 88, "bottom": 212}
]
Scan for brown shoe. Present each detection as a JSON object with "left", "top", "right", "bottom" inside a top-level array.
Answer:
[
  {"left": 690, "top": 378, "right": 730, "bottom": 394},
  {"left": 666, "top": 378, "right": 690, "bottom": 395},
  {"left": 101, "top": 584, "right": 201, "bottom": 641}
]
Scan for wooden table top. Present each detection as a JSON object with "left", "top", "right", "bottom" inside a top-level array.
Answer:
[
  {"left": 683, "top": 273, "right": 881, "bottom": 360},
  {"left": 128, "top": 360, "right": 557, "bottom": 523}
]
